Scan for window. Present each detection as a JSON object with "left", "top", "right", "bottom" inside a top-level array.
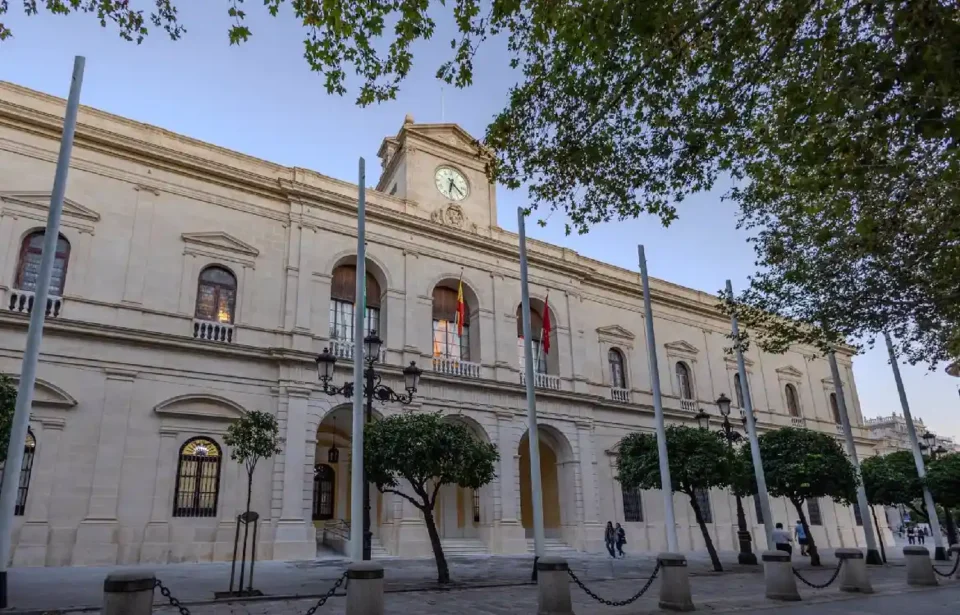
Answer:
[
  {"left": 0, "top": 429, "right": 37, "bottom": 517},
  {"left": 173, "top": 437, "right": 222, "bottom": 518},
  {"left": 329, "top": 265, "right": 381, "bottom": 340},
  {"left": 473, "top": 489, "right": 480, "bottom": 524},
  {"left": 16, "top": 231, "right": 70, "bottom": 295},
  {"left": 853, "top": 502, "right": 863, "bottom": 526},
  {"left": 516, "top": 305, "right": 547, "bottom": 374},
  {"left": 609, "top": 349, "right": 626, "bottom": 388},
  {"left": 734, "top": 373, "right": 745, "bottom": 407},
  {"left": 622, "top": 486, "right": 643, "bottom": 522},
  {"left": 753, "top": 496, "right": 764, "bottom": 525},
  {"left": 195, "top": 266, "right": 237, "bottom": 323},
  {"left": 676, "top": 362, "right": 693, "bottom": 400},
  {"left": 694, "top": 487, "right": 713, "bottom": 523},
  {"left": 785, "top": 384, "right": 801, "bottom": 417},
  {"left": 830, "top": 393, "right": 842, "bottom": 424},
  {"left": 313, "top": 464, "right": 335, "bottom": 521},
  {"left": 432, "top": 286, "right": 470, "bottom": 360},
  {"left": 807, "top": 498, "right": 822, "bottom": 526}
]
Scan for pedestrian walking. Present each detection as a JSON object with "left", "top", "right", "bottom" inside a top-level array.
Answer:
[
  {"left": 604, "top": 521, "right": 616, "bottom": 558},
  {"left": 772, "top": 522, "right": 793, "bottom": 556},
  {"left": 907, "top": 525, "right": 916, "bottom": 545},
  {"left": 918, "top": 525, "right": 926, "bottom": 545},
  {"left": 615, "top": 523, "right": 626, "bottom": 558},
  {"left": 795, "top": 520, "right": 808, "bottom": 556}
]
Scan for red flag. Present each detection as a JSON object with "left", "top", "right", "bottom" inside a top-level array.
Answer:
[
  {"left": 455, "top": 277, "right": 466, "bottom": 337},
  {"left": 542, "top": 294, "right": 552, "bottom": 355}
]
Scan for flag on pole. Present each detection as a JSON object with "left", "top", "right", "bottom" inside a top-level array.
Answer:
[
  {"left": 455, "top": 274, "right": 466, "bottom": 337},
  {"left": 542, "top": 293, "right": 552, "bottom": 355}
]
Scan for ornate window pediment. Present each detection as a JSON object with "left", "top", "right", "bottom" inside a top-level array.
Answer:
[
  {"left": 7, "top": 376, "right": 77, "bottom": 408},
  {"left": 153, "top": 394, "right": 247, "bottom": 421},
  {"left": 181, "top": 232, "right": 259, "bottom": 262},
  {"left": 723, "top": 355, "right": 754, "bottom": 369},
  {"left": 596, "top": 325, "right": 635, "bottom": 341},
  {"left": 664, "top": 340, "right": 699, "bottom": 356},
  {"left": 775, "top": 365, "right": 804, "bottom": 379},
  {"left": 0, "top": 191, "right": 101, "bottom": 222}
]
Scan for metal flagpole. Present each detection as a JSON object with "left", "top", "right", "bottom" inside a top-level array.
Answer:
[
  {"left": 884, "top": 332, "right": 945, "bottom": 560},
  {"left": 638, "top": 246, "right": 678, "bottom": 552},
  {"left": 518, "top": 207, "right": 546, "bottom": 559},
  {"left": 350, "top": 158, "right": 367, "bottom": 562},
  {"left": 828, "top": 350, "right": 882, "bottom": 564},
  {"left": 726, "top": 280, "right": 775, "bottom": 552},
  {"left": 0, "top": 56, "right": 85, "bottom": 608}
]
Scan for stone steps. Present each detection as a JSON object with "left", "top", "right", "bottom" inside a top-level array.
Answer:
[
  {"left": 440, "top": 538, "right": 489, "bottom": 557},
  {"left": 526, "top": 538, "right": 577, "bottom": 555}
]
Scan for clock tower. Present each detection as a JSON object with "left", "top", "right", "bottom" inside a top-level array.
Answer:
[{"left": 376, "top": 114, "right": 498, "bottom": 231}]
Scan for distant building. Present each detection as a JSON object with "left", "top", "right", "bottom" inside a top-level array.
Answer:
[{"left": 865, "top": 414, "right": 959, "bottom": 455}]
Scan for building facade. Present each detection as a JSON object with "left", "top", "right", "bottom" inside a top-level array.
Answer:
[
  {"left": 866, "top": 414, "right": 959, "bottom": 456},
  {"left": 0, "top": 82, "right": 891, "bottom": 568}
]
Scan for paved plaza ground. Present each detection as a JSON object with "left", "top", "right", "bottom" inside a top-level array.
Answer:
[{"left": 5, "top": 547, "right": 959, "bottom": 614}]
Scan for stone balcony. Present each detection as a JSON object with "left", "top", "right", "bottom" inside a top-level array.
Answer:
[
  {"left": 329, "top": 338, "right": 387, "bottom": 363},
  {"left": 432, "top": 356, "right": 481, "bottom": 379},
  {"left": 611, "top": 387, "right": 630, "bottom": 403},
  {"left": 680, "top": 398, "right": 697, "bottom": 412},
  {"left": 791, "top": 416, "right": 806, "bottom": 428},
  {"left": 519, "top": 371, "right": 561, "bottom": 391},
  {"left": 192, "top": 318, "right": 234, "bottom": 343},
  {"left": 5, "top": 289, "right": 63, "bottom": 318}
]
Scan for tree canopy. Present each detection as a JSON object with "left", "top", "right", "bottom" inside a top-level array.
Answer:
[
  {"left": 8, "top": 1, "right": 959, "bottom": 365},
  {"left": 860, "top": 450, "right": 923, "bottom": 510},
  {"left": 365, "top": 411, "right": 498, "bottom": 583},
  {"left": 617, "top": 425, "right": 737, "bottom": 571},
  {"left": 926, "top": 452, "right": 960, "bottom": 512},
  {"left": 0, "top": 373, "right": 16, "bottom": 461}
]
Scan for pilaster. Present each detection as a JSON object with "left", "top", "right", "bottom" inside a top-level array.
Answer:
[
  {"left": 139, "top": 430, "right": 179, "bottom": 563},
  {"left": 12, "top": 420, "right": 62, "bottom": 567},
  {"left": 273, "top": 385, "right": 314, "bottom": 560},
  {"left": 120, "top": 185, "right": 158, "bottom": 305}
]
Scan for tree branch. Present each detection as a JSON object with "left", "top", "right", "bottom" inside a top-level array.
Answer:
[{"left": 380, "top": 487, "right": 426, "bottom": 511}]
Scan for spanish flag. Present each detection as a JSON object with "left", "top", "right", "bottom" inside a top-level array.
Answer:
[
  {"left": 542, "top": 293, "right": 552, "bottom": 355},
  {"left": 455, "top": 277, "right": 466, "bottom": 337}
]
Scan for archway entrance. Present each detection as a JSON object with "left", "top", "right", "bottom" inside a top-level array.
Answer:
[
  {"left": 436, "top": 415, "right": 490, "bottom": 541},
  {"left": 518, "top": 427, "right": 574, "bottom": 539}
]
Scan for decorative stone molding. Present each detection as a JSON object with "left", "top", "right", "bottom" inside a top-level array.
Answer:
[
  {"left": 775, "top": 365, "right": 803, "bottom": 380},
  {"left": 153, "top": 394, "right": 247, "bottom": 421},
  {"left": 8, "top": 376, "right": 77, "bottom": 408},
  {"left": 596, "top": 325, "right": 635, "bottom": 343},
  {"left": 663, "top": 340, "right": 699, "bottom": 358},
  {"left": 0, "top": 191, "right": 101, "bottom": 222},
  {"left": 181, "top": 231, "right": 260, "bottom": 264}
]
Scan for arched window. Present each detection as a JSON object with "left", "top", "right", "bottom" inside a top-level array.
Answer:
[
  {"left": 11, "top": 429, "right": 36, "bottom": 516},
  {"left": 516, "top": 305, "right": 547, "bottom": 374},
  {"left": 734, "top": 373, "right": 745, "bottom": 407},
  {"left": 173, "top": 437, "right": 222, "bottom": 518},
  {"left": 609, "top": 348, "right": 626, "bottom": 388},
  {"left": 676, "top": 362, "right": 693, "bottom": 400},
  {"left": 16, "top": 231, "right": 70, "bottom": 296},
  {"left": 329, "top": 265, "right": 381, "bottom": 340},
  {"left": 195, "top": 266, "right": 237, "bottom": 324},
  {"left": 830, "top": 393, "right": 842, "bottom": 424},
  {"left": 785, "top": 384, "right": 801, "bottom": 417},
  {"left": 432, "top": 285, "right": 470, "bottom": 360},
  {"left": 313, "top": 464, "right": 335, "bottom": 521}
]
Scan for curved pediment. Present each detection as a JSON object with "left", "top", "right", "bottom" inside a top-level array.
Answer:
[
  {"left": 154, "top": 394, "right": 247, "bottom": 421},
  {"left": 7, "top": 376, "right": 77, "bottom": 408}
]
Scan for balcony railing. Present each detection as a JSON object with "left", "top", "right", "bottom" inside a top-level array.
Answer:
[
  {"left": 432, "top": 356, "right": 481, "bottom": 379},
  {"left": 790, "top": 416, "right": 806, "bottom": 428},
  {"left": 193, "top": 319, "right": 234, "bottom": 343},
  {"left": 611, "top": 387, "right": 630, "bottom": 403},
  {"left": 329, "top": 338, "right": 387, "bottom": 363},
  {"left": 520, "top": 371, "right": 561, "bottom": 391},
  {"left": 5, "top": 289, "right": 63, "bottom": 318},
  {"left": 680, "top": 398, "right": 697, "bottom": 412}
]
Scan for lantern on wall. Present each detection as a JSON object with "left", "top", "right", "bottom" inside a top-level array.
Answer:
[{"left": 328, "top": 415, "right": 340, "bottom": 464}]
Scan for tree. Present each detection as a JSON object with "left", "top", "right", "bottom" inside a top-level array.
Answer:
[
  {"left": 926, "top": 453, "right": 960, "bottom": 548},
  {"left": 616, "top": 425, "right": 737, "bottom": 572},
  {"left": 365, "top": 412, "right": 498, "bottom": 584},
  {"left": 742, "top": 427, "right": 858, "bottom": 566},
  {"left": 0, "top": 373, "right": 16, "bottom": 461}
]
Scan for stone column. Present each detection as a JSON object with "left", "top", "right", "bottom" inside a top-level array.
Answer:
[
  {"left": 402, "top": 249, "right": 423, "bottom": 360},
  {"left": 295, "top": 224, "right": 317, "bottom": 332},
  {"left": 491, "top": 273, "right": 519, "bottom": 381},
  {"left": 273, "top": 386, "right": 314, "bottom": 560},
  {"left": 575, "top": 421, "right": 602, "bottom": 552},
  {"left": 13, "top": 420, "right": 62, "bottom": 567},
  {"left": 564, "top": 291, "right": 589, "bottom": 394},
  {"left": 139, "top": 430, "right": 179, "bottom": 564},
  {"left": 73, "top": 369, "right": 137, "bottom": 565},
  {"left": 494, "top": 412, "right": 524, "bottom": 554}
]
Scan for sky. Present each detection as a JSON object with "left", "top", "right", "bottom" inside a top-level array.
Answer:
[{"left": 2, "top": 4, "right": 959, "bottom": 439}]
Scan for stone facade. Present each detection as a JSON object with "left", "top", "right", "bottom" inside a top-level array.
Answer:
[{"left": 0, "top": 82, "right": 891, "bottom": 567}]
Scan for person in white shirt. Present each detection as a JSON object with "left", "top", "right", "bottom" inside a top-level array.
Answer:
[{"left": 772, "top": 522, "right": 793, "bottom": 555}]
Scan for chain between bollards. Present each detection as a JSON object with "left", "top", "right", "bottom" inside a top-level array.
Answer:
[
  {"left": 931, "top": 557, "right": 960, "bottom": 578},
  {"left": 566, "top": 560, "right": 661, "bottom": 606},
  {"left": 303, "top": 571, "right": 348, "bottom": 615},
  {"left": 155, "top": 578, "right": 191, "bottom": 615},
  {"left": 792, "top": 558, "right": 844, "bottom": 589}
]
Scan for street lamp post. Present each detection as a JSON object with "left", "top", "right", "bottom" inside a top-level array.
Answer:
[
  {"left": 316, "top": 332, "right": 422, "bottom": 561},
  {"left": 697, "top": 394, "right": 757, "bottom": 565}
]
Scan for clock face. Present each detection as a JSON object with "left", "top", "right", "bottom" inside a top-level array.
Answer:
[{"left": 435, "top": 167, "right": 468, "bottom": 201}]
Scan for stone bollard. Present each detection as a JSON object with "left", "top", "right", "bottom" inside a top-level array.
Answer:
[
  {"left": 952, "top": 545, "right": 960, "bottom": 580},
  {"left": 536, "top": 556, "right": 575, "bottom": 615},
  {"left": 835, "top": 548, "right": 873, "bottom": 594},
  {"left": 903, "top": 545, "right": 937, "bottom": 587},
  {"left": 103, "top": 570, "right": 156, "bottom": 615},
  {"left": 346, "top": 561, "right": 384, "bottom": 615},
  {"left": 761, "top": 550, "right": 800, "bottom": 601},
  {"left": 657, "top": 552, "right": 694, "bottom": 611}
]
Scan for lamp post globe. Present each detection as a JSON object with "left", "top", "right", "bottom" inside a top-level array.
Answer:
[
  {"left": 694, "top": 409, "right": 711, "bottom": 431},
  {"left": 715, "top": 393, "right": 732, "bottom": 418},
  {"left": 403, "top": 361, "right": 423, "bottom": 393},
  {"left": 363, "top": 331, "right": 383, "bottom": 363},
  {"left": 316, "top": 348, "right": 336, "bottom": 385}
]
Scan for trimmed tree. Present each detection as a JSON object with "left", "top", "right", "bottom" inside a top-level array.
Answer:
[
  {"left": 0, "top": 373, "right": 16, "bottom": 461},
  {"left": 616, "top": 425, "right": 737, "bottom": 572},
  {"left": 743, "top": 427, "right": 858, "bottom": 566},
  {"left": 926, "top": 453, "right": 960, "bottom": 548},
  {"left": 365, "top": 412, "right": 498, "bottom": 584}
]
